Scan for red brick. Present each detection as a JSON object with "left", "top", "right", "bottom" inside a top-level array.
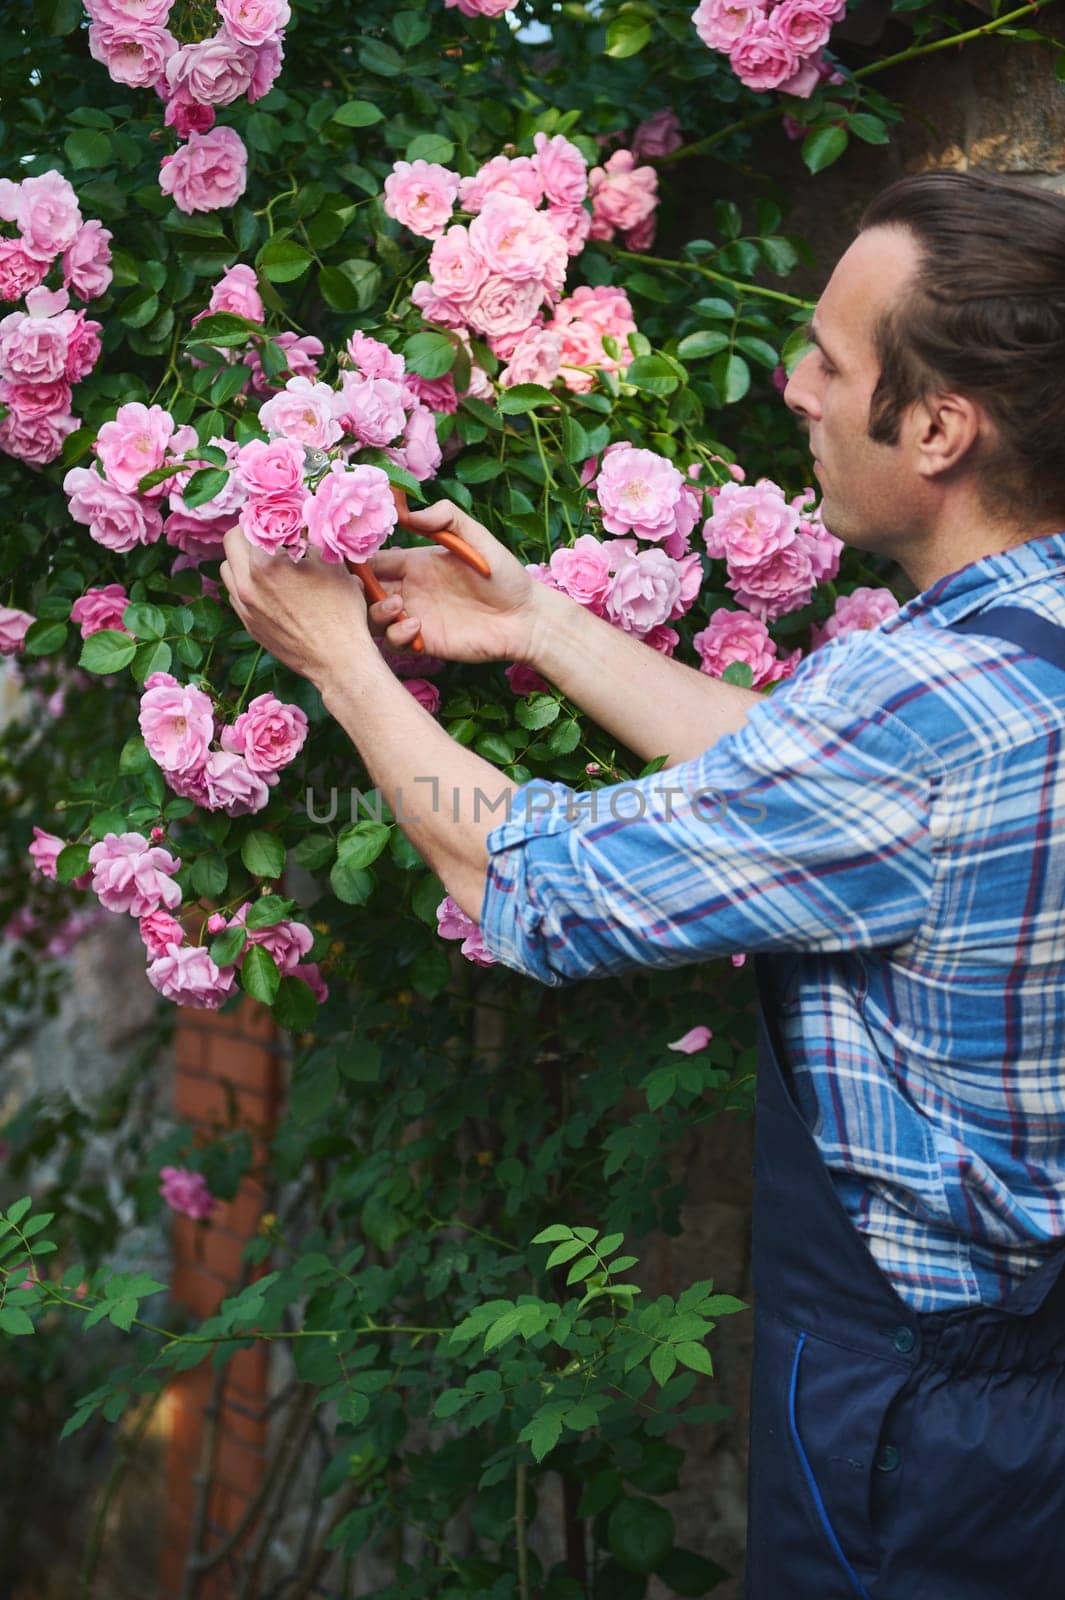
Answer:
[
  {"left": 207, "top": 1035, "right": 279, "bottom": 1092},
  {"left": 171, "top": 1261, "right": 230, "bottom": 1319},
  {"left": 225, "top": 1343, "right": 270, "bottom": 1399},
  {"left": 213, "top": 1181, "right": 270, "bottom": 1239},
  {"left": 219, "top": 1398, "right": 269, "bottom": 1449},
  {"left": 174, "top": 1069, "right": 272, "bottom": 1131},
  {"left": 214, "top": 1431, "right": 266, "bottom": 1498}
]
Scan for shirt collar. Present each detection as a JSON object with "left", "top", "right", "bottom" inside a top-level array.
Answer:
[{"left": 880, "top": 531, "right": 1065, "bottom": 633}]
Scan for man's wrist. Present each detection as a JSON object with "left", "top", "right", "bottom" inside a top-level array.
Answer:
[
  {"left": 520, "top": 583, "right": 582, "bottom": 675},
  {"left": 315, "top": 637, "right": 392, "bottom": 716}
]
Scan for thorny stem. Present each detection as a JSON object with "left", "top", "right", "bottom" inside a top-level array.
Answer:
[{"left": 612, "top": 249, "right": 814, "bottom": 310}]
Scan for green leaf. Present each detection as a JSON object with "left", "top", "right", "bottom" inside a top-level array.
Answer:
[
  {"left": 578, "top": 1468, "right": 624, "bottom": 1518},
  {"left": 55, "top": 843, "right": 90, "bottom": 886},
  {"left": 625, "top": 355, "right": 679, "bottom": 396},
  {"left": 186, "top": 312, "right": 261, "bottom": 346},
  {"left": 191, "top": 853, "right": 228, "bottom": 898},
  {"left": 245, "top": 894, "right": 295, "bottom": 929},
  {"left": 108, "top": 1297, "right": 137, "bottom": 1332},
  {"left": 182, "top": 468, "right": 230, "bottom": 510},
  {"left": 734, "top": 336, "right": 778, "bottom": 370},
  {"left": 405, "top": 132, "right": 455, "bottom": 164},
  {"left": 64, "top": 129, "right": 111, "bottom": 169},
  {"left": 209, "top": 925, "right": 247, "bottom": 968},
  {"left": 656, "top": 1548, "right": 730, "bottom": 1595},
  {"left": 7, "top": 1198, "right": 32, "bottom": 1226},
  {"left": 847, "top": 112, "right": 891, "bottom": 146},
  {"left": 23, "top": 619, "right": 68, "bottom": 657},
  {"left": 242, "top": 944, "right": 281, "bottom": 1005},
  {"left": 497, "top": 384, "right": 557, "bottom": 415},
  {"left": 676, "top": 330, "right": 730, "bottom": 361},
  {"left": 801, "top": 125, "right": 849, "bottom": 175},
  {"left": 210, "top": 364, "right": 253, "bottom": 405},
  {"left": 531, "top": 1224, "right": 574, "bottom": 1244},
  {"left": 607, "top": 1497, "right": 675, "bottom": 1575},
  {"left": 359, "top": 39, "right": 404, "bottom": 76},
  {"left": 330, "top": 861, "right": 374, "bottom": 905},
  {"left": 122, "top": 602, "right": 166, "bottom": 640},
  {"left": 721, "top": 660, "right": 754, "bottom": 688},
  {"left": 130, "top": 639, "right": 172, "bottom": 684},
  {"left": 514, "top": 695, "right": 560, "bottom": 731},
  {"left": 273, "top": 976, "right": 318, "bottom": 1031},
  {"left": 403, "top": 331, "right": 458, "bottom": 380},
  {"left": 605, "top": 14, "right": 652, "bottom": 57},
  {"left": 545, "top": 1237, "right": 587, "bottom": 1268},
  {"left": 674, "top": 1340, "right": 714, "bottom": 1376},
  {"left": 256, "top": 237, "right": 312, "bottom": 284},
  {"left": 337, "top": 821, "right": 391, "bottom": 870},
  {"left": 649, "top": 1345, "right": 677, "bottom": 1387},
  {"left": 241, "top": 830, "right": 286, "bottom": 879},
  {"left": 318, "top": 259, "right": 381, "bottom": 313},
  {"left": 709, "top": 352, "right": 750, "bottom": 405},
  {"left": 332, "top": 100, "right": 384, "bottom": 127},
  {"left": 0, "top": 1307, "right": 34, "bottom": 1336},
  {"left": 79, "top": 629, "right": 137, "bottom": 674},
  {"left": 434, "top": 1388, "right": 473, "bottom": 1419},
  {"left": 292, "top": 834, "right": 335, "bottom": 871},
  {"left": 520, "top": 1402, "right": 567, "bottom": 1463},
  {"left": 565, "top": 1253, "right": 600, "bottom": 1285},
  {"left": 760, "top": 235, "right": 799, "bottom": 274}
]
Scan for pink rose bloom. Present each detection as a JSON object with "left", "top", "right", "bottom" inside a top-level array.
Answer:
[
  {"left": 139, "top": 671, "right": 215, "bottom": 775},
  {"left": 0, "top": 294, "right": 72, "bottom": 385},
  {"left": 246, "top": 36, "right": 283, "bottom": 101},
  {"left": 335, "top": 373, "right": 408, "bottom": 447},
  {"left": 668, "top": 550, "right": 704, "bottom": 620},
  {"left": 468, "top": 194, "right": 568, "bottom": 292},
  {"left": 728, "top": 15, "right": 801, "bottom": 91},
  {"left": 88, "top": 20, "right": 177, "bottom": 87},
  {"left": 10, "top": 170, "right": 82, "bottom": 262},
  {"left": 405, "top": 372, "right": 458, "bottom": 413},
  {"left": 693, "top": 607, "right": 800, "bottom": 688},
  {"left": 732, "top": 543, "right": 816, "bottom": 621},
  {"left": 165, "top": 33, "right": 259, "bottom": 107},
  {"left": 604, "top": 542, "right": 683, "bottom": 635},
  {"left": 668, "top": 1024, "right": 713, "bottom": 1053},
  {"left": 0, "top": 238, "right": 48, "bottom": 302},
  {"left": 548, "top": 534, "right": 613, "bottom": 614},
  {"left": 383, "top": 159, "right": 460, "bottom": 240},
  {"left": 162, "top": 90, "right": 216, "bottom": 137},
  {"left": 813, "top": 586, "right": 900, "bottom": 647},
  {"left": 220, "top": 690, "right": 308, "bottom": 774},
  {"left": 139, "top": 909, "right": 185, "bottom": 959},
  {"left": 258, "top": 375, "right": 342, "bottom": 448},
  {"left": 459, "top": 155, "right": 543, "bottom": 213},
  {"left": 379, "top": 640, "right": 444, "bottom": 679},
  {"left": 85, "top": 0, "right": 174, "bottom": 25},
  {"left": 216, "top": 0, "right": 290, "bottom": 45},
  {"left": 159, "top": 125, "right": 248, "bottom": 214},
  {"left": 247, "top": 330, "right": 323, "bottom": 394},
  {"left": 89, "top": 831, "right": 183, "bottom": 917},
  {"left": 403, "top": 677, "right": 441, "bottom": 714},
  {"left": 500, "top": 327, "right": 563, "bottom": 390},
  {"left": 445, "top": 0, "right": 518, "bottom": 17},
  {"left": 236, "top": 435, "right": 304, "bottom": 495},
  {"left": 0, "top": 606, "right": 33, "bottom": 655},
  {"left": 0, "top": 408, "right": 76, "bottom": 465},
  {"left": 428, "top": 226, "right": 489, "bottom": 306},
  {"left": 436, "top": 895, "right": 499, "bottom": 966},
  {"left": 346, "top": 331, "right": 406, "bottom": 382},
  {"left": 588, "top": 149, "right": 658, "bottom": 241},
  {"left": 632, "top": 109, "right": 683, "bottom": 160},
  {"left": 63, "top": 466, "right": 164, "bottom": 551},
  {"left": 409, "top": 277, "right": 466, "bottom": 331},
  {"left": 70, "top": 583, "right": 130, "bottom": 638},
  {"left": 465, "top": 274, "right": 545, "bottom": 341},
  {"left": 238, "top": 489, "right": 309, "bottom": 558},
  {"left": 702, "top": 478, "right": 799, "bottom": 570},
  {"left": 29, "top": 825, "right": 91, "bottom": 884},
  {"left": 596, "top": 445, "right": 687, "bottom": 542},
  {"left": 546, "top": 204, "right": 592, "bottom": 257},
  {"left": 148, "top": 945, "right": 235, "bottom": 1009},
  {"left": 692, "top": 0, "right": 764, "bottom": 51},
  {"left": 532, "top": 132, "right": 588, "bottom": 208},
  {"left": 202, "top": 750, "right": 271, "bottom": 815},
  {"left": 305, "top": 460, "right": 397, "bottom": 564},
  {"left": 94, "top": 401, "right": 176, "bottom": 494},
  {"left": 245, "top": 915, "right": 313, "bottom": 974},
  {"left": 643, "top": 623, "right": 680, "bottom": 655},
  {"left": 548, "top": 284, "right": 637, "bottom": 393},
  {"left": 772, "top": 0, "right": 835, "bottom": 57},
  {"left": 204, "top": 262, "right": 263, "bottom": 322},
  {"left": 291, "top": 961, "right": 329, "bottom": 1003},
  {"left": 64, "top": 310, "right": 104, "bottom": 383},
  {"left": 505, "top": 661, "right": 550, "bottom": 696},
  {"left": 159, "top": 1165, "right": 215, "bottom": 1219},
  {"left": 387, "top": 403, "right": 442, "bottom": 482},
  {"left": 165, "top": 511, "right": 230, "bottom": 562},
  {"left": 62, "top": 221, "right": 113, "bottom": 303}
]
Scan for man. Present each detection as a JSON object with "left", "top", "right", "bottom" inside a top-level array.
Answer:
[{"left": 221, "top": 170, "right": 1065, "bottom": 1597}]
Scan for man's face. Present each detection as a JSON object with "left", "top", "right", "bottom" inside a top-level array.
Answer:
[{"left": 784, "top": 226, "right": 924, "bottom": 552}]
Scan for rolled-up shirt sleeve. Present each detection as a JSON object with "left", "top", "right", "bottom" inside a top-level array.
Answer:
[{"left": 479, "top": 683, "right": 935, "bottom": 986}]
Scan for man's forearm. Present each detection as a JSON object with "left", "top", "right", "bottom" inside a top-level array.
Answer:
[
  {"left": 524, "top": 586, "right": 760, "bottom": 765},
  {"left": 319, "top": 648, "right": 510, "bottom": 921}
]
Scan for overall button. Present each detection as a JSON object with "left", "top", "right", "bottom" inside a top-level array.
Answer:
[
  {"left": 875, "top": 1444, "right": 901, "bottom": 1473},
  {"left": 892, "top": 1325, "right": 916, "bottom": 1355}
]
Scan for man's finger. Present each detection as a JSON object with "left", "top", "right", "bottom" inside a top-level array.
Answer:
[{"left": 368, "top": 547, "right": 408, "bottom": 579}]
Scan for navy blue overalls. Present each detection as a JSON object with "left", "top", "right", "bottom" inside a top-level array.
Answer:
[{"left": 746, "top": 607, "right": 1065, "bottom": 1600}]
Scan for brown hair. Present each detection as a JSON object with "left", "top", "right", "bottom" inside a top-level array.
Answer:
[{"left": 859, "top": 170, "right": 1065, "bottom": 518}]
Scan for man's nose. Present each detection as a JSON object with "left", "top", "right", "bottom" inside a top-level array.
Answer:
[{"left": 783, "top": 350, "right": 821, "bottom": 421}]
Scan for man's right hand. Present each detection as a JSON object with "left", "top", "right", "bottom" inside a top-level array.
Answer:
[{"left": 366, "top": 499, "right": 542, "bottom": 665}]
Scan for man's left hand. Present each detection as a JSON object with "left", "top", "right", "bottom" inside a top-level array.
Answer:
[{"left": 219, "top": 528, "right": 370, "bottom": 692}]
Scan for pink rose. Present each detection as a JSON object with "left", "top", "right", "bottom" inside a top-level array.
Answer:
[
  {"left": 306, "top": 461, "right": 397, "bottom": 564},
  {"left": 258, "top": 375, "right": 342, "bottom": 449},
  {"left": 0, "top": 408, "right": 76, "bottom": 465},
  {"left": 85, "top": 0, "right": 175, "bottom": 25},
  {"left": 428, "top": 226, "right": 489, "bottom": 306},
  {"left": 159, "top": 125, "right": 248, "bottom": 215},
  {"left": 28, "top": 826, "right": 64, "bottom": 880},
  {"left": 165, "top": 510, "right": 230, "bottom": 562},
  {"left": 220, "top": 691, "right": 308, "bottom": 774},
  {"left": 236, "top": 436, "right": 304, "bottom": 495},
  {"left": 409, "top": 278, "right": 467, "bottom": 330},
  {"left": 138, "top": 672, "right": 215, "bottom": 775},
  {"left": 505, "top": 662, "right": 550, "bottom": 697},
  {"left": 444, "top": 0, "right": 518, "bottom": 16},
  {"left": 772, "top": 0, "right": 839, "bottom": 54},
  {"left": 89, "top": 831, "right": 183, "bottom": 917},
  {"left": 546, "top": 204, "right": 592, "bottom": 256},
  {"left": 291, "top": 961, "right": 329, "bottom": 1003},
  {"left": 588, "top": 149, "right": 658, "bottom": 241},
  {"left": 500, "top": 327, "right": 562, "bottom": 390},
  {"left": 165, "top": 33, "right": 259, "bottom": 107},
  {"left": 458, "top": 155, "right": 543, "bottom": 212},
  {"left": 387, "top": 403, "right": 442, "bottom": 483},
  {"left": 465, "top": 274, "right": 545, "bottom": 340},
  {"left": 64, "top": 310, "right": 104, "bottom": 382},
  {"left": 139, "top": 909, "right": 185, "bottom": 959},
  {"left": 0, "top": 238, "right": 48, "bottom": 302},
  {"left": 702, "top": 478, "right": 799, "bottom": 570},
  {"left": 70, "top": 583, "right": 130, "bottom": 638},
  {"left": 693, "top": 607, "right": 800, "bottom": 688},
  {"left": 205, "top": 262, "right": 264, "bottom": 322},
  {"left": 632, "top": 109, "right": 683, "bottom": 160},
  {"left": 404, "top": 372, "right": 458, "bottom": 413},
  {"left": 643, "top": 623, "right": 680, "bottom": 655},
  {"left": 148, "top": 945, "right": 236, "bottom": 1009},
  {"left": 728, "top": 15, "right": 801, "bottom": 91},
  {"left": 604, "top": 542, "right": 683, "bottom": 636},
  {"left": 335, "top": 373, "right": 408, "bottom": 447},
  {"left": 94, "top": 401, "right": 176, "bottom": 493},
  {"left": 216, "top": 0, "right": 290, "bottom": 45},
  {"left": 532, "top": 132, "right": 588, "bottom": 208},
  {"left": 202, "top": 750, "right": 271, "bottom": 815},
  {"left": 247, "top": 330, "right": 322, "bottom": 394},
  {"left": 62, "top": 221, "right": 113, "bottom": 302},
  {"left": 64, "top": 467, "right": 164, "bottom": 551},
  {"left": 731, "top": 543, "right": 816, "bottom": 621},
  {"left": 0, "top": 297, "right": 71, "bottom": 384},
  {"left": 548, "top": 284, "right": 637, "bottom": 393},
  {"left": 244, "top": 915, "right": 313, "bottom": 974},
  {"left": 88, "top": 20, "right": 177, "bottom": 88},
  {"left": 435, "top": 894, "right": 498, "bottom": 966},
  {"left": 548, "top": 534, "right": 613, "bottom": 613},
  {"left": 246, "top": 36, "right": 284, "bottom": 102},
  {"left": 159, "top": 1165, "right": 215, "bottom": 1218},
  {"left": 162, "top": 90, "right": 216, "bottom": 137},
  {"left": 0, "top": 607, "right": 33, "bottom": 654},
  {"left": 403, "top": 677, "right": 441, "bottom": 714},
  {"left": 596, "top": 444, "right": 687, "bottom": 542},
  {"left": 383, "top": 159, "right": 460, "bottom": 240},
  {"left": 812, "top": 586, "right": 900, "bottom": 647},
  {"left": 238, "top": 489, "right": 309, "bottom": 557},
  {"left": 10, "top": 170, "right": 82, "bottom": 262},
  {"left": 692, "top": 0, "right": 764, "bottom": 52},
  {"left": 468, "top": 194, "right": 567, "bottom": 292},
  {"left": 346, "top": 331, "right": 406, "bottom": 382}
]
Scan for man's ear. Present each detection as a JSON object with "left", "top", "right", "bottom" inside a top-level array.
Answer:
[{"left": 909, "top": 391, "right": 987, "bottom": 480}]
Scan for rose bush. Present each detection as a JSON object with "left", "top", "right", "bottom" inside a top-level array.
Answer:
[{"left": 0, "top": 0, "right": 1053, "bottom": 1591}]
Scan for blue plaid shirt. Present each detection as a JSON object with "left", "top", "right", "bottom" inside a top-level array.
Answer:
[{"left": 481, "top": 533, "right": 1065, "bottom": 1311}]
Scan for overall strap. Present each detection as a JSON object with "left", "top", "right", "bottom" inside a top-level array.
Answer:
[{"left": 951, "top": 605, "right": 1065, "bottom": 673}]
